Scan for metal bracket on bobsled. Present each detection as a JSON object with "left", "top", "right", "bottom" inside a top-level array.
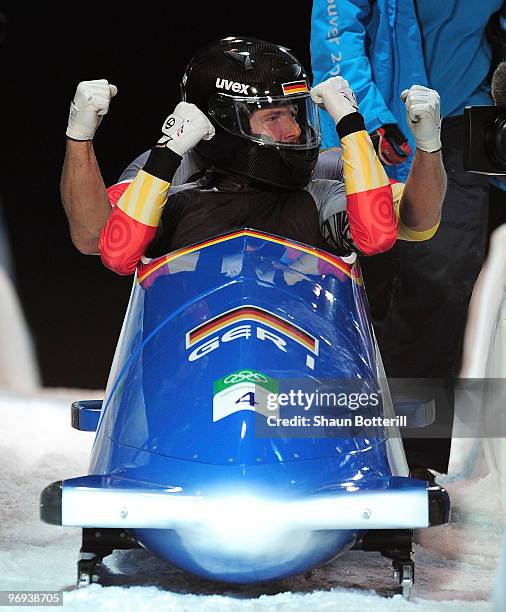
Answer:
[
  {"left": 40, "top": 230, "right": 450, "bottom": 597},
  {"left": 392, "top": 397, "right": 435, "bottom": 428},
  {"left": 71, "top": 400, "right": 102, "bottom": 432},
  {"left": 353, "top": 529, "right": 415, "bottom": 598},
  {"left": 77, "top": 528, "right": 140, "bottom": 586}
]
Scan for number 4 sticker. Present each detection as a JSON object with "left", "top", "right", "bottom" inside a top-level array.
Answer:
[{"left": 235, "top": 392, "right": 258, "bottom": 407}]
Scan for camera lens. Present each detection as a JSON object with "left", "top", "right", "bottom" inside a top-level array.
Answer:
[{"left": 486, "top": 115, "right": 506, "bottom": 167}]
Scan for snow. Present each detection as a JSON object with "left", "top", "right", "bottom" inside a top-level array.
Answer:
[
  {"left": 0, "top": 388, "right": 504, "bottom": 611},
  {"left": 0, "top": 268, "right": 40, "bottom": 391}
]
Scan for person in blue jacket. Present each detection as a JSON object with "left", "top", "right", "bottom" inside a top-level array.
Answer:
[{"left": 311, "top": 0, "right": 503, "bottom": 480}]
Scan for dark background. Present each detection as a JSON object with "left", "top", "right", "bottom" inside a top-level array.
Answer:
[
  {"left": 0, "top": 4, "right": 313, "bottom": 390},
  {"left": 1, "top": 5, "right": 504, "bottom": 390}
]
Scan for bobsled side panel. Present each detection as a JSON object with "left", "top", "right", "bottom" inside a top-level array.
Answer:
[
  {"left": 98, "top": 239, "right": 386, "bottom": 467},
  {"left": 90, "top": 233, "right": 390, "bottom": 476}
]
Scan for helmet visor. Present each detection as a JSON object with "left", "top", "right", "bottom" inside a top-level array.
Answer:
[{"left": 209, "top": 92, "right": 321, "bottom": 150}]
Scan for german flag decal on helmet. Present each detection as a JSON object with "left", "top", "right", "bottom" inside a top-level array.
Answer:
[{"left": 282, "top": 80, "right": 309, "bottom": 95}]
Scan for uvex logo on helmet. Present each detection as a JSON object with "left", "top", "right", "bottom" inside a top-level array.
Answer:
[{"left": 216, "top": 78, "right": 250, "bottom": 94}]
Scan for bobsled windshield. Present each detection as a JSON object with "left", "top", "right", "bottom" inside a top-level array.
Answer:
[{"left": 208, "top": 92, "right": 321, "bottom": 150}]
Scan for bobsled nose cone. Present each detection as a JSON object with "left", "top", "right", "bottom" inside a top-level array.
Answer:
[{"left": 132, "top": 526, "right": 359, "bottom": 583}]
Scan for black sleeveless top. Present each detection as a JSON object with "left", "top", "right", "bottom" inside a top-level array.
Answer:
[{"left": 146, "top": 171, "right": 329, "bottom": 257}]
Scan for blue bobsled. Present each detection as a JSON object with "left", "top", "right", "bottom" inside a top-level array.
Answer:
[{"left": 40, "top": 229, "right": 449, "bottom": 594}]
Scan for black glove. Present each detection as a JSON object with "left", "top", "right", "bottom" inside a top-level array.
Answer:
[{"left": 369, "top": 123, "right": 412, "bottom": 165}]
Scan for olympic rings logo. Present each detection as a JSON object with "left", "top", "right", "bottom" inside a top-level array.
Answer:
[{"left": 223, "top": 370, "right": 268, "bottom": 384}]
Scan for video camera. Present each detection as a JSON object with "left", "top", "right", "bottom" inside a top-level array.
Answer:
[{"left": 463, "top": 105, "right": 506, "bottom": 175}]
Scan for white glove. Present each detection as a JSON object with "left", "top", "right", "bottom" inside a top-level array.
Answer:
[
  {"left": 310, "top": 76, "right": 358, "bottom": 125},
  {"left": 157, "top": 102, "right": 215, "bottom": 157},
  {"left": 66, "top": 79, "right": 118, "bottom": 141},
  {"left": 401, "top": 85, "right": 441, "bottom": 153}
]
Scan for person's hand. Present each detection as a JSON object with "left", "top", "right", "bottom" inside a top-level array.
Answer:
[
  {"left": 310, "top": 76, "right": 358, "bottom": 125},
  {"left": 370, "top": 124, "right": 411, "bottom": 165},
  {"left": 157, "top": 102, "right": 215, "bottom": 157},
  {"left": 66, "top": 79, "right": 118, "bottom": 141},
  {"left": 401, "top": 85, "right": 441, "bottom": 153}
]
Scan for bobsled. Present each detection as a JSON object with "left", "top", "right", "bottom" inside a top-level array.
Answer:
[{"left": 40, "top": 229, "right": 449, "bottom": 596}]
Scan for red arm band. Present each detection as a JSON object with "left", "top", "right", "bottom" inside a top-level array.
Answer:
[
  {"left": 106, "top": 181, "right": 132, "bottom": 207},
  {"left": 346, "top": 184, "right": 397, "bottom": 255},
  {"left": 99, "top": 206, "right": 157, "bottom": 276}
]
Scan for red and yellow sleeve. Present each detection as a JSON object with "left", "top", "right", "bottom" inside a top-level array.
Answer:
[
  {"left": 99, "top": 148, "right": 181, "bottom": 275},
  {"left": 338, "top": 114, "right": 397, "bottom": 255},
  {"left": 106, "top": 181, "right": 132, "bottom": 207}
]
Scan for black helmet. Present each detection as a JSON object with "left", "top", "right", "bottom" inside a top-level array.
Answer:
[{"left": 181, "top": 36, "right": 321, "bottom": 189}]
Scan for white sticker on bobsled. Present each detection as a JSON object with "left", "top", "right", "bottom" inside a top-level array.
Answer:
[
  {"left": 186, "top": 305, "right": 319, "bottom": 369},
  {"left": 213, "top": 369, "right": 279, "bottom": 422}
]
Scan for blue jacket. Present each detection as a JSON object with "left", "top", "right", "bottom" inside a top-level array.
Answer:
[{"left": 311, "top": 0, "right": 501, "bottom": 181}]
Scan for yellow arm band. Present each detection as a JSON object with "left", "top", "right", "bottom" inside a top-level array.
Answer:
[{"left": 392, "top": 182, "right": 440, "bottom": 241}]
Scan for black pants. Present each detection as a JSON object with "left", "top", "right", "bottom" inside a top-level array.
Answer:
[{"left": 361, "top": 115, "right": 490, "bottom": 473}]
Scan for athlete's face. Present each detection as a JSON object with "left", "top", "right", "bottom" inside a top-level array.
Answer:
[{"left": 249, "top": 105, "right": 302, "bottom": 144}]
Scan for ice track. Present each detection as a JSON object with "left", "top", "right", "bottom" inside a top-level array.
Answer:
[{"left": 0, "top": 390, "right": 503, "bottom": 611}]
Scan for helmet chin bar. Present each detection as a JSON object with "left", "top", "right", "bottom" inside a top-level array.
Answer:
[{"left": 196, "top": 129, "right": 319, "bottom": 190}]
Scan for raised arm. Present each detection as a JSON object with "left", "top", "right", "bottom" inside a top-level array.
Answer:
[
  {"left": 99, "top": 103, "right": 214, "bottom": 275},
  {"left": 311, "top": 77, "right": 397, "bottom": 255},
  {"left": 61, "top": 79, "right": 117, "bottom": 254},
  {"left": 396, "top": 86, "right": 446, "bottom": 238}
]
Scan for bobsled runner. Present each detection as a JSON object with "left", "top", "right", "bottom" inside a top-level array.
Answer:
[{"left": 40, "top": 229, "right": 450, "bottom": 597}]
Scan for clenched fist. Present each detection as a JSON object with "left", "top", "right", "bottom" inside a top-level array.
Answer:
[
  {"left": 157, "top": 102, "right": 215, "bottom": 157},
  {"left": 310, "top": 76, "right": 358, "bottom": 125},
  {"left": 401, "top": 85, "right": 441, "bottom": 153},
  {"left": 66, "top": 79, "right": 118, "bottom": 141}
]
